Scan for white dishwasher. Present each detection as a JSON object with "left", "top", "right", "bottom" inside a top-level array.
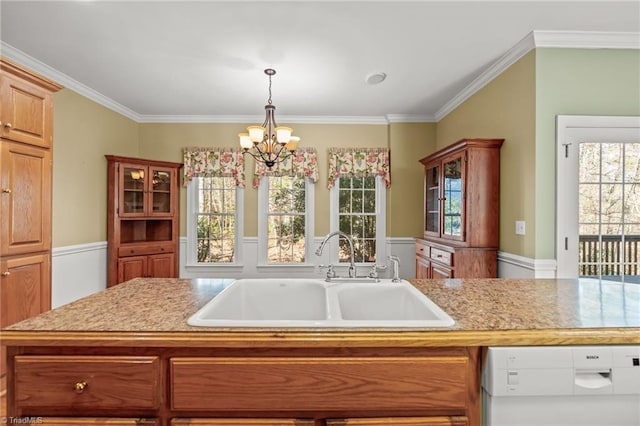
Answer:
[{"left": 482, "top": 346, "right": 640, "bottom": 426}]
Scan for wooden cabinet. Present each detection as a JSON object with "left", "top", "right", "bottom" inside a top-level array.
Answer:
[
  {"left": 5, "top": 347, "right": 479, "bottom": 424},
  {"left": 0, "top": 58, "right": 61, "bottom": 378},
  {"left": 1, "top": 141, "right": 52, "bottom": 256},
  {"left": 326, "top": 418, "right": 468, "bottom": 426},
  {"left": 417, "top": 139, "right": 503, "bottom": 278},
  {"left": 0, "top": 61, "right": 56, "bottom": 148},
  {"left": 14, "top": 355, "right": 161, "bottom": 412},
  {"left": 106, "top": 156, "right": 182, "bottom": 287},
  {"left": 171, "top": 420, "right": 314, "bottom": 426}
]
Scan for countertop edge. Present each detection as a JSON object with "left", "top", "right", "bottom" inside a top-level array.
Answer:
[{"left": 2, "top": 327, "right": 639, "bottom": 348}]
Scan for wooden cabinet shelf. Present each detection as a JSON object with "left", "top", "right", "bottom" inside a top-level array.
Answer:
[
  {"left": 106, "top": 156, "right": 182, "bottom": 287},
  {"left": 417, "top": 139, "right": 503, "bottom": 279}
]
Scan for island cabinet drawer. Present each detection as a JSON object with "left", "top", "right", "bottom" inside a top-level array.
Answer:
[
  {"left": 171, "top": 420, "right": 314, "bottom": 425},
  {"left": 430, "top": 248, "right": 453, "bottom": 266},
  {"left": 28, "top": 419, "right": 159, "bottom": 425},
  {"left": 326, "top": 417, "right": 468, "bottom": 426},
  {"left": 170, "top": 357, "right": 468, "bottom": 412},
  {"left": 14, "top": 355, "right": 161, "bottom": 410}
]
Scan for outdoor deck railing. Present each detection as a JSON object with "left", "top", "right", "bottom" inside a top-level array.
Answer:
[{"left": 579, "top": 234, "right": 640, "bottom": 276}]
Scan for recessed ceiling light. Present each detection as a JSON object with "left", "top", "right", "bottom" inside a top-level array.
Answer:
[{"left": 365, "top": 72, "right": 387, "bottom": 85}]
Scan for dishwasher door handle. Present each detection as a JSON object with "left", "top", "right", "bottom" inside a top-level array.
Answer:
[{"left": 574, "top": 369, "right": 613, "bottom": 391}]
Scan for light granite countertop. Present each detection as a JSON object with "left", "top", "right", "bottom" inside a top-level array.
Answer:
[{"left": 3, "top": 277, "right": 639, "bottom": 347}]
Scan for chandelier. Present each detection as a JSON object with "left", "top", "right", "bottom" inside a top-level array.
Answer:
[{"left": 239, "top": 68, "right": 299, "bottom": 168}]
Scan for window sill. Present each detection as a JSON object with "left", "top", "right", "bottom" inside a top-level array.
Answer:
[{"left": 255, "top": 263, "right": 317, "bottom": 273}]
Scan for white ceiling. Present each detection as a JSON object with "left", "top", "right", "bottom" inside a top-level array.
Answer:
[{"left": 1, "top": 1, "right": 639, "bottom": 123}]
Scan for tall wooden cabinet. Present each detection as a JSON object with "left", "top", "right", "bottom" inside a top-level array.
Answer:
[
  {"left": 106, "top": 156, "right": 182, "bottom": 287},
  {"left": 0, "top": 58, "right": 62, "bottom": 376},
  {"left": 416, "top": 138, "right": 503, "bottom": 279}
]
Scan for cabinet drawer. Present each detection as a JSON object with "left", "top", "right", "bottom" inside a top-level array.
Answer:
[
  {"left": 171, "top": 357, "right": 468, "bottom": 412},
  {"left": 15, "top": 355, "right": 160, "bottom": 410},
  {"left": 415, "top": 242, "right": 430, "bottom": 258},
  {"left": 27, "top": 419, "right": 159, "bottom": 425},
  {"left": 327, "top": 417, "right": 468, "bottom": 426},
  {"left": 430, "top": 248, "right": 453, "bottom": 266},
  {"left": 118, "top": 243, "right": 174, "bottom": 257},
  {"left": 327, "top": 417, "right": 469, "bottom": 426},
  {"left": 171, "top": 420, "right": 314, "bottom": 426}
]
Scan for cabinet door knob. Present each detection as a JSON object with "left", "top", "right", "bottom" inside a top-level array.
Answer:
[
  {"left": 4, "top": 122, "right": 12, "bottom": 129},
  {"left": 1, "top": 188, "right": 11, "bottom": 194},
  {"left": 1, "top": 272, "right": 10, "bottom": 277},
  {"left": 74, "top": 381, "right": 88, "bottom": 393}
]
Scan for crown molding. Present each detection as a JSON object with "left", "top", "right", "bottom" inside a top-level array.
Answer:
[
  {"left": 533, "top": 30, "right": 640, "bottom": 49},
  {"left": 4, "top": 31, "right": 638, "bottom": 126},
  {"left": 435, "top": 30, "right": 640, "bottom": 121},
  {"left": 1, "top": 41, "right": 142, "bottom": 122},
  {"left": 386, "top": 114, "right": 437, "bottom": 123},
  {"left": 138, "top": 114, "right": 390, "bottom": 125}
]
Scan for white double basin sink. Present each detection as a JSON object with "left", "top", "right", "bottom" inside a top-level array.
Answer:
[{"left": 188, "top": 278, "right": 455, "bottom": 328}]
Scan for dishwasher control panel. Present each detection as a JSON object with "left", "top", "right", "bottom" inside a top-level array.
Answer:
[{"left": 483, "top": 345, "right": 640, "bottom": 396}]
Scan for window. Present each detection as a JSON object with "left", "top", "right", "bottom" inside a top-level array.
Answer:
[
  {"left": 186, "top": 176, "right": 243, "bottom": 265},
  {"left": 258, "top": 175, "right": 314, "bottom": 264},
  {"left": 331, "top": 175, "right": 386, "bottom": 264}
]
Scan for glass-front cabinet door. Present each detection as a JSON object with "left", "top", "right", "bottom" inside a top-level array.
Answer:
[
  {"left": 150, "top": 167, "right": 173, "bottom": 215},
  {"left": 119, "top": 165, "right": 174, "bottom": 217},
  {"left": 120, "top": 165, "right": 146, "bottom": 216},
  {"left": 441, "top": 153, "right": 465, "bottom": 240},
  {"left": 424, "top": 161, "right": 440, "bottom": 237}
]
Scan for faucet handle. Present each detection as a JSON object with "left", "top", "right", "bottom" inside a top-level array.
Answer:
[
  {"left": 367, "top": 263, "right": 387, "bottom": 278},
  {"left": 319, "top": 264, "right": 336, "bottom": 278}
]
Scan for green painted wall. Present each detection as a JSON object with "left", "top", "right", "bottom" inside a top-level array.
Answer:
[{"left": 534, "top": 48, "right": 640, "bottom": 258}]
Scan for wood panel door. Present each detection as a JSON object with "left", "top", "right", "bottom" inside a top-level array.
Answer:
[
  {"left": 327, "top": 417, "right": 468, "bottom": 426},
  {"left": 118, "top": 256, "right": 146, "bottom": 283},
  {"left": 148, "top": 253, "right": 175, "bottom": 278},
  {"left": 0, "top": 73, "right": 53, "bottom": 148},
  {"left": 0, "top": 141, "right": 51, "bottom": 256},
  {"left": 0, "top": 252, "right": 51, "bottom": 375}
]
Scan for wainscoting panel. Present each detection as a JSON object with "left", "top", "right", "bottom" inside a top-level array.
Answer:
[{"left": 51, "top": 242, "right": 107, "bottom": 308}]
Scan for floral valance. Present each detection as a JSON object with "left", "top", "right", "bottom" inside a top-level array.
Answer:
[
  {"left": 183, "top": 147, "right": 245, "bottom": 187},
  {"left": 327, "top": 147, "right": 391, "bottom": 188},
  {"left": 252, "top": 148, "right": 319, "bottom": 188}
]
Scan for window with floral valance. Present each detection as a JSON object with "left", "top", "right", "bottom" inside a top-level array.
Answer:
[
  {"left": 183, "top": 147, "right": 245, "bottom": 187},
  {"left": 327, "top": 147, "right": 391, "bottom": 188},
  {"left": 252, "top": 147, "right": 319, "bottom": 188}
]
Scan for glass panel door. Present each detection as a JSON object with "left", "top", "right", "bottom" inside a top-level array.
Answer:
[
  {"left": 150, "top": 167, "right": 172, "bottom": 215},
  {"left": 579, "top": 142, "right": 640, "bottom": 283},
  {"left": 121, "top": 166, "right": 146, "bottom": 215},
  {"left": 424, "top": 163, "right": 440, "bottom": 236},
  {"left": 442, "top": 155, "right": 464, "bottom": 239}
]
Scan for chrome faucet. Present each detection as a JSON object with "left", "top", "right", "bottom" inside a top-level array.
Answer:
[
  {"left": 315, "top": 231, "right": 356, "bottom": 278},
  {"left": 389, "top": 255, "right": 401, "bottom": 282}
]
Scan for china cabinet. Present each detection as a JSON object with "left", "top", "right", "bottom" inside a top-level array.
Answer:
[
  {"left": 416, "top": 138, "right": 503, "bottom": 278},
  {"left": 106, "top": 155, "right": 182, "bottom": 287},
  {"left": 0, "top": 58, "right": 61, "bottom": 377}
]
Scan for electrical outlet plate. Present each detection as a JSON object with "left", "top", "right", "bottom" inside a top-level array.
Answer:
[{"left": 515, "top": 221, "right": 526, "bottom": 235}]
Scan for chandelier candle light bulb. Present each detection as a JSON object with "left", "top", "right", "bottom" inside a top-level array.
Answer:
[{"left": 239, "top": 69, "right": 299, "bottom": 168}]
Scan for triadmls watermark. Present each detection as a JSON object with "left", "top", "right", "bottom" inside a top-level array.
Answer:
[{"left": 1, "top": 417, "right": 44, "bottom": 424}]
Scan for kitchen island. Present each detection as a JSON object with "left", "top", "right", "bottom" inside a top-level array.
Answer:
[{"left": 2, "top": 278, "right": 639, "bottom": 426}]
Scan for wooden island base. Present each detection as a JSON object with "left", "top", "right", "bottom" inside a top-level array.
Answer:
[{"left": 6, "top": 345, "right": 480, "bottom": 426}]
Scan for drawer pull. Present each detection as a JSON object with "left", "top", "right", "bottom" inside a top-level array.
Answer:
[
  {"left": 4, "top": 122, "right": 13, "bottom": 129},
  {"left": 1, "top": 272, "right": 10, "bottom": 277},
  {"left": 74, "top": 381, "right": 88, "bottom": 394},
  {"left": 1, "top": 188, "right": 11, "bottom": 193}
]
